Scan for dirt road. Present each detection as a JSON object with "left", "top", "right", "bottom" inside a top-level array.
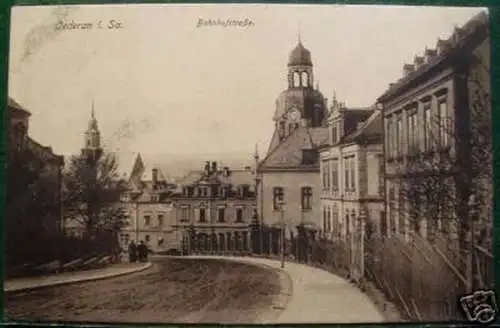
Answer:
[{"left": 5, "top": 257, "right": 283, "bottom": 324}]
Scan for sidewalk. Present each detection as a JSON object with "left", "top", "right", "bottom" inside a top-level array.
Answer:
[
  {"left": 4, "top": 262, "right": 152, "bottom": 293},
  {"left": 185, "top": 255, "right": 385, "bottom": 324}
]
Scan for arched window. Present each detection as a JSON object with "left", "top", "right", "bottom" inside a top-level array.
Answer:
[
  {"left": 293, "top": 72, "right": 300, "bottom": 87},
  {"left": 301, "top": 72, "right": 309, "bottom": 87}
]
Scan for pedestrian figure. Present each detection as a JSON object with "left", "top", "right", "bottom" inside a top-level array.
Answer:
[
  {"left": 137, "top": 240, "right": 148, "bottom": 262},
  {"left": 128, "top": 241, "right": 138, "bottom": 263}
]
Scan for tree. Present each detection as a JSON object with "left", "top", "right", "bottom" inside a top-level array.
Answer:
[
  {"left": 6, "top": 145, "right": 63, "bottom": 265},
  {"left": 62, "top": 151, "right": 128, "bottom": 244}
]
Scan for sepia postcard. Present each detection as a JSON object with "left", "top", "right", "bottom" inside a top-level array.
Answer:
[{"left": 4, "top": 3, "right": 494, "bottom": 325}]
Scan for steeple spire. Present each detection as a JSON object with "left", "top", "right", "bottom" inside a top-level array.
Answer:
[
  {"left": 254, "top": 143, "right": 259, "bottom": 161},
  {"left": 91, "top": 100, "right": 95, "bottom": 119}
]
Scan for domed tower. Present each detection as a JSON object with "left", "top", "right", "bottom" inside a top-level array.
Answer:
[
  {"left": 272, "top": 39, "right": 327, "bottom": 143},
  {"left": 82, "top": 102, "right": 103, "bottom": 163}
]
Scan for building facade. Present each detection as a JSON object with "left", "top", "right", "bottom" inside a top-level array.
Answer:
[
  {"left": 122, "top": 159, "right": 257, "bottom": 253},
  {"left": 319, "top": 97, "right": 384, "bottom": 279},
  {"left": 172, "top": 161, "right": 257, "bottom": 253},
  {"left": 121, "top": 153, "right": 180, "bottom": 252},
  {"left": 6, "top": 98, "right": 65, "bottom": 265},
  {"left": 377, "top": 12, "right": 491, "bottom": 248},
  {"left": 257, "top": 39, "right": 329, "bottom": 238}
]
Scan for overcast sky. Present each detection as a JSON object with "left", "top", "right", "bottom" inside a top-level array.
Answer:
[{"left": 9, "top": 4, "right": 485, "bottom": 172}]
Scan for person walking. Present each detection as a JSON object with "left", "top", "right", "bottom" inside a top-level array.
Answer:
[
  {"left": 137, "top": 240, "right": 148, "bottom": 262},
  {"left": 128, "top": 241, "right": 138, "bottom": 263}
]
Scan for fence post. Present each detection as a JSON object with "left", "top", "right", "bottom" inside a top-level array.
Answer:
[{"left": 467, "top": 195, "right": 478, "bottom": 293}]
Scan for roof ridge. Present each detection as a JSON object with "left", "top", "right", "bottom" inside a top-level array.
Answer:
[{"left": 258, "top": 127, "right": 302, "bottom": 169}]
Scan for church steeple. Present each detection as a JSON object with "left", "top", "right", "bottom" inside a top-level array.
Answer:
[
  {"left": 82, "top": 101, "right": 102, "bottom": 163},
  {"left": 287, "top": 38, "right": 314, "bottom": 89}
]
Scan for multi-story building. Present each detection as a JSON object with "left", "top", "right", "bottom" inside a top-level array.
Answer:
[
  {"left": 172, "top": 161, "right": 257, "bottom": 253},
  {"left": 318, "top": 97, "right": 384, "bottom": 279},
  {"left": 121, "top": 153, "right": 180, "bottom": 252},
  {"left": 377, "top": 12, "right": 490, "bottom": 246},
  {"left": 257, "top": 39, "right": 329, "bottom": 239},
  {"left": 122, "top": 159, "right": 257, "bottom": 253},
  {"left": 6, "top": 97, "right": 64, "bottom": 265}
]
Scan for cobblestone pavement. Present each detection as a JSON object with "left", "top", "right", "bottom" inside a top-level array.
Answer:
[{"left": 5, "top": 258, "right": 282, "bottom": 324}]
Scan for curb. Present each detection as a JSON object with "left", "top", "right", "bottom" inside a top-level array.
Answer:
[{"left": 4, "top": 262, "right": 153, "bottom": 293}]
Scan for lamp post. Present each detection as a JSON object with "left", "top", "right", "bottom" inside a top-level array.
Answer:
[{"left": 278, "top": 200, "right": 285, "bottom": 269}]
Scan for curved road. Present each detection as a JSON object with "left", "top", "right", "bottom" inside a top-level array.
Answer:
[{"left": 5, "top": 258, "right": 283, "bottom": 324}]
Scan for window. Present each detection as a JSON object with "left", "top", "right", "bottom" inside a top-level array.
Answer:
[
  {"left": 407, "top": 110, "right": 418, "bottom": 155},
  {"left": 144, "top": 215, "right": 151, "bottom": 226},
  {"left": 439, "top": 99, "right": 449, "bottom": 147},
  {"left": 157, "top": 214, "right": 164, "bottom": 226},
  {"left": 345, "top": 213, "right": 350, "bottom": 236},
  {"left": 302, "top": 149, "right": 318, "bottom": 165},
  {"left": 145, "top": 234, "right": 150, "bottom": 243},
  {"left": 327, "top": 207, "right": 332, "bottom": 232},
  {"left": 344, "top": 156, "right": 355, "bottom": 192},
  {"left": 293, "top": 72, "right": 300, "bottom": 87},
  {"left": 323, "top": 207, "right": 327, "bottom": 232},
  {"left": 424, "top": 104, "right": 432, "bottom": 151},
  {"left": 396, "top": 117, "right": 403, "bottom": 156},
  {"left": 349, "top": 157, "right": 356, "bottom": 192},
  {"left": 180, "top": 208, "right": 189, "bottom": 222},
  {"left": 331, "top": 159, "right": 339, "bottom": 191},
  {"left": 199, "top": 208, "right": 206, "bottom": 222},
  {"left": 301, "top": 187, "right": 312, "bottom": 211},
  {"left": 236, "top": 208, "right": 243, "bottom": 222},
  {"left": 273, "top": 187, "right": 284, "bottom": 211},
  {"left": 386, "top": 119, "right": 393, "bottom": 158},
  {"left": 331, "top": 124, "right": 338, "bottom": 144},
  {"left": 218, "top": 208, "right": 226, "bottom": 222},
  {"left": 344, "top": 157, "right": 350, "bottom": 191},
  {"left": 301, "top": 72, "right": 308, "bottom": 87},
  {"left": 322, "top": 161, "right": 328, "bottom": 190}
]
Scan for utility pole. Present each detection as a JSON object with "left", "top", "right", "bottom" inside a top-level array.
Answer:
[{"left": 279, "top": 200, "right": 285, "bottom": 269}]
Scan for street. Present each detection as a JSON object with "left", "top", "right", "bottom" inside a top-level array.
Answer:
[{"left": 5, "top": 258, "right": 283, "bottom": 324}]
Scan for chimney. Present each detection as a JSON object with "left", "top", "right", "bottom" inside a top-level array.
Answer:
[
  {"left": 403, "top": 64, "right": 415, "bottom": 77},
  {"left": 211, "top": 161, "right": 217, "bottom": 173},
  {"left": 414, "top": 55, "right": 424, "bottom": 69},
  {"left": 389, "top": 83, "right": 395, "bottom": 88},
  {"left": 452, "top": 27, "right": 463, "bottom": 46},
  {"left": 425, "top": 48, "right": 438, "bottom": 62},
  {"left": 223, "top": 166, "right": 231, "bottom": 177},
  {"left": 152, "top": 168, "right": 158, "bottom": 188},
  {"left": 436, "top": 39, "right": 450, "bottom": 56},
  {"left": 204, "top": 161, "right": 210, "bottom": 174},
  {"left": 244, "top": 166, "right": 251, "bottom": 171}
]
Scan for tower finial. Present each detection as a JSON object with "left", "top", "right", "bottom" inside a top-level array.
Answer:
[
  {"left": 91, "top": 100, "right": 95, "bottom": 119},
  {"left": 254, "top": 143, "right": 259, "bottom": 160}
]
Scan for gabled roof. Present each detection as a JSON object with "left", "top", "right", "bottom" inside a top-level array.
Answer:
[
  {"left": 179, "top": 170, "right": 204, "bottom": 186},
  {"left": 266, "top": 129, "right": 280, "bottom": 156},
  {"left": 341, "top": 110, "right": 383, "bottom": 144},
  {"left": 258, "top": 126, "right": 329, "bottom": 171}
]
